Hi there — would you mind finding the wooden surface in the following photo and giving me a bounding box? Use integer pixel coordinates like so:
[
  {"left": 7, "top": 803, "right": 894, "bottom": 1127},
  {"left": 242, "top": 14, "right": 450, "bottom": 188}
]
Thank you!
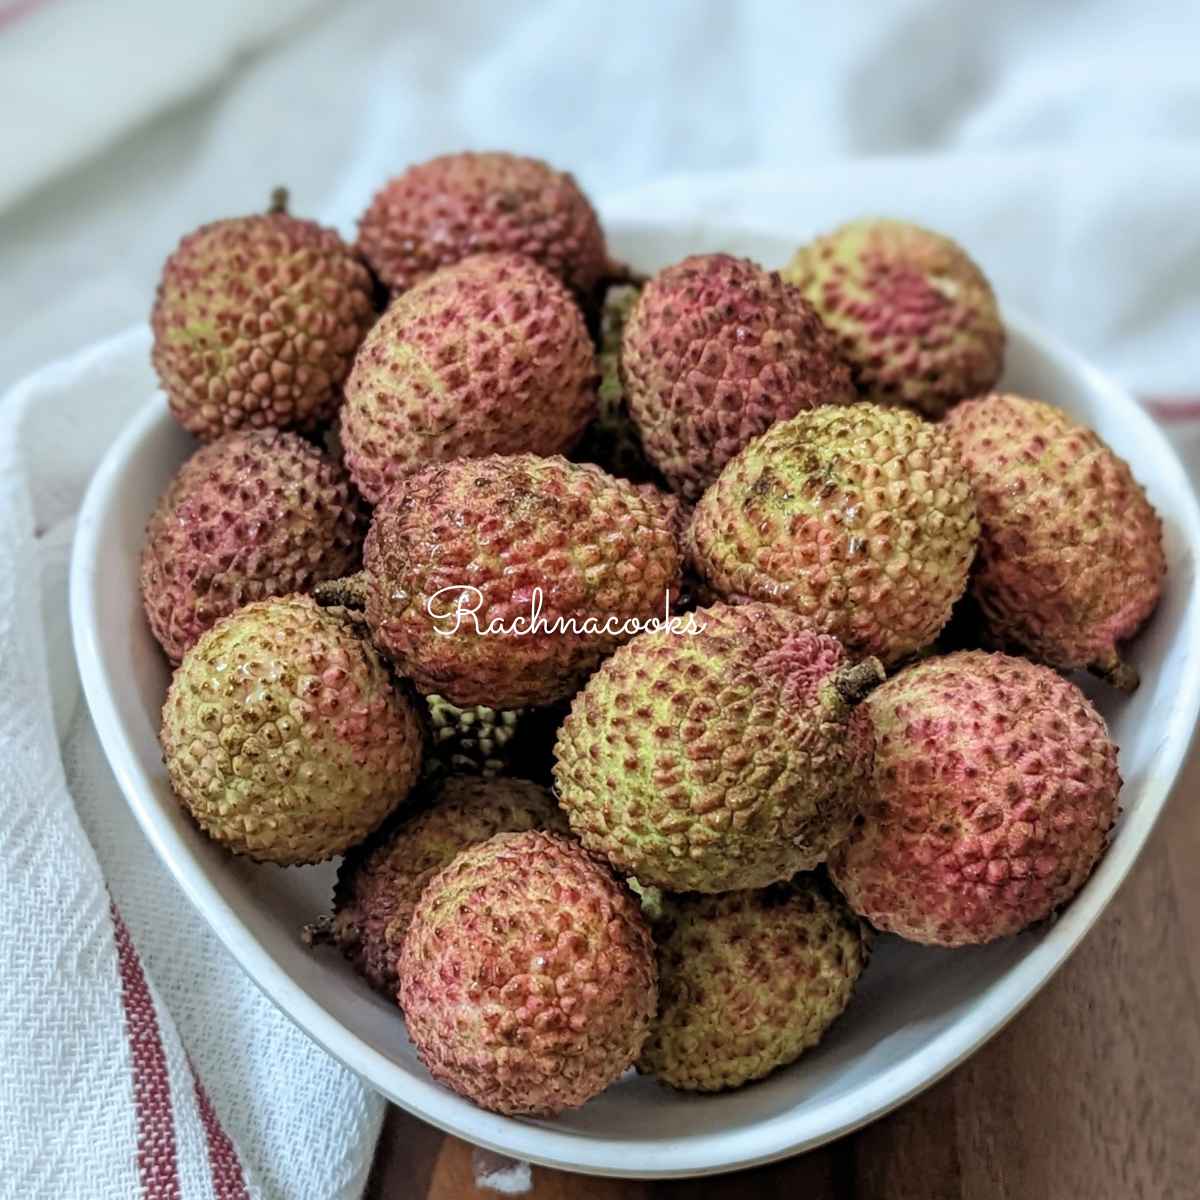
[{"left": 366, "top": 756, "right": 1200, "bottom": 1200}]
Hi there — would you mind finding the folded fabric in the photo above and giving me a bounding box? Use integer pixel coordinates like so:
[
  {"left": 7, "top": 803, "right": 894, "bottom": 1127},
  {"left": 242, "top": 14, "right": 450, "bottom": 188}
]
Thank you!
[{"left": 0, "top": 328, "right": 383, "bottom": 1200}]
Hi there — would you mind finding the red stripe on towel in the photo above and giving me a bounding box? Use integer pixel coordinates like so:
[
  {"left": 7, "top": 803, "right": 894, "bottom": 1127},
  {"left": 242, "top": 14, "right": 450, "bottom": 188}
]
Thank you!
[
  {"left": 193, "top": 1072, "right": 252, "bottom": 1200},
  {"left": 112, "top": 904, "right": 182, "bottom": 1200}
]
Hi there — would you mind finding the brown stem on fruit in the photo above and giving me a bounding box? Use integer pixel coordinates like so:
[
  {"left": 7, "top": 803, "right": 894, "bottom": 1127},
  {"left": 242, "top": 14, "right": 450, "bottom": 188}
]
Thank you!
[
  {"left": 268, "top": 186, "right": 289, "bottom": 215},
  {"left": 1089, "top": 651, "right": 1140, "bottom": 693},
  {"left": 832, "top": 657, "right": 886, "bottom": 706},
  {"left": 313, "top": 572, "right": 368, "bottom": 610},
  {"left": 600, "top": 258, "right": 647, "bottom": 289},
  {"left": 301, "top": 914, "right": 335, "bottom": 947}
]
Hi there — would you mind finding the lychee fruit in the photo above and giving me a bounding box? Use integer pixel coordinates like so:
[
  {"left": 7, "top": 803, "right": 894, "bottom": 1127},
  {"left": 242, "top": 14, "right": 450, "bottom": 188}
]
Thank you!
[
  {"left": 152, "top": 190, "right": 376, "bottom": 440},
  {"left": 315, "top": 454, "right": 684, "bottom": 709},
  {"left": 553, "top": 603, "right": 884, "bottom": 893},
  {"left": 782, "top": 217, "right": 1004, "bottom": 418},
  {"left": 944, "top": 392, "right": 1165, "bottom": 690},
  {"left": 398, "top": 830, "right": 657, "bottom": 1116},
  {"left": 339, "top": 253, "right": 597, "bottom": 502},
  {"left": 688, "top": 403, "right": 979, "bottom": 666},
  {"left": 571, "top": 283, "right": 660, "bottom": 484},
  {"left": 419, "top": 694, "right": 570, "bottom": 785},
  {"left": 356, "top": 151, "right": 609, "bottom": 298},
  {"left": 140, "top": 429, "right": 366, "bottom": 663},
  {"left": 320, "top": 776, "right": 567, "bottom": 996},
  {"left": 639, "top": 877, "right": 870, "bottom": 1092},
  {"left": 160, "top": 594, "right": 423, "bottom": 864},
  {"left": 828, "top": 651, "right": 1121, "bottom": 945},
  {"left": 621, "top": 254, "right": 856, "bottom": 499},
  {"left": 421, "top": 694, "right": 524, "bottom": 779}
]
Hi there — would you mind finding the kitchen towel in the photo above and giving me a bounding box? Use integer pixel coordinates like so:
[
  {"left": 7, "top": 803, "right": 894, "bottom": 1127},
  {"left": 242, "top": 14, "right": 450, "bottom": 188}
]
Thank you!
[{"left": 0, "top": 329, "right": 384, "bottom": 1200}]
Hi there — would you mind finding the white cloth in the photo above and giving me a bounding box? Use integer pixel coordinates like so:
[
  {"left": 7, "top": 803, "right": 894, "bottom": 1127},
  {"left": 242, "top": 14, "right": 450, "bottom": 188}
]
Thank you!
[
  {"left": 5, "top": 0, "right": 1200, "bottom": 393},
  {"left": 1, "top": 331, "right": 383, "bottom": 1200},
  {"left": 2, "top": 3, "right": 1200, "bottom": 1199}
]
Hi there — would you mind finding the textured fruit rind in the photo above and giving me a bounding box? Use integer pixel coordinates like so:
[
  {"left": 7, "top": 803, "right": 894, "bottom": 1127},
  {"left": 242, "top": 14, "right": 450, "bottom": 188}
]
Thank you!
[
  {"left": 944, "top": 393, "right": 1164, "bottom": 678},
  {"left": 160, "top": 595, "right": 423, "bottom": 864},
  {"left": 421, "top": 694, "right": 523, "bottom": 778},
  {"left": 828, "top": 651, "right": 1121, "bottom": 945},
  {"left": 398, "top": 831, "right": 657, "bottom": 1116},
  {"left": 152, "top": 211, "right": 376, "bottom": 440},
  {"left": 621, "top": 254, "right": 857, "bottom": 499},
  {"left": 341, "top": 253, "right": 597, "bottom": 502},
  {"left": 571, "top": 284, "right": 660, "bottom": 484},
  {"left": 783, "top": 218, "right": 1004, "bottom": 419},
  {"left": 688, "top": 403, "right": 978, "bottom": 665},
  {"left": 361, "top": 454, "right": 684, "bottom": 708},
  {"left": 140, "top": 429, "right": 366, "bottom": 663},
  {"left": 639, "top": 878, "right": 869, "bottom": 1091},
  {"left": 332, "top": 776, "right": 567, "bottom": 995},
  {"left": 356, "top": 151, "right": 608, "bottom": 297},
  {"left": 553, "top": 603, "right": 877, "bottom": 893}
]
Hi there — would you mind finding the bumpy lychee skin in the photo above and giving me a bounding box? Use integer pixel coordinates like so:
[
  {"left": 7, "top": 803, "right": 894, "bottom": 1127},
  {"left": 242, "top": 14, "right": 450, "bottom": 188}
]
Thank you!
[
  {"left": 327, "top": 777, "right": 567, "bottom": 995},
  {"left": 319, "top": 454, "right": 683, "bottom": 709},
  {"left": 688, "top": 404, "right": 978, "bottom": 666},
  {"left": 621, "top": 254, "right": 857, "bottom": 499},
  {"left": 160, "top": 595, "right": 423, "bottom": 865},
  {"left": 640, "top": 878, "right": 869, "bottom": 1092},
  {"left": 782, "top": 218, "right": 1004, "bottom": 419},
  {"left": 140, "top": 430, "right": 367, "bottom": 663},
  {"left": 572, "top": 284, "right": 660, "bottom": 484},
  {"left": 829, "top": 652, "right": 1120, "bottom": 946},
  {"left": 553, "top": 603, "right": 883, "bottom": 893},
  {"left": 340, "top": 254, "right": 597, "bottom": 502},
  {"left": 399, "top": 831, "right": 657, "bottom": 1116},
  {"left": 944, "top": 393, "right": 1164, "bottom": 691},
  {"left": 356, "top": 152, "right": 608, "bottom": 297},
  {"left": 421, "top": 695, "right": 524, "bottom": 778},
  {"left": 152, "top": 194, "right": 376, "bottom": 441},
  {"left": 419, "top": 695, "right": 569, "bottom": 785}
]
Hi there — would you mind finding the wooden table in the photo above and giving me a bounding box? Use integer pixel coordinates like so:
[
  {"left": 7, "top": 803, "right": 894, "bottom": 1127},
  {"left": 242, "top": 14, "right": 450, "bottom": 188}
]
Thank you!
[{"left": 367, "top": 754, "right": 1200, "bottom": 1199}]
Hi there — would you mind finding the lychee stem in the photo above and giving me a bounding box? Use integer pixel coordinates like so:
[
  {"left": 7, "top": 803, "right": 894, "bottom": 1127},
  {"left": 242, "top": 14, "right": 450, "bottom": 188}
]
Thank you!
[
  {"left": 313, "top": 572, "right": 368, "bottom": 610},
  {"left": 268, "top": 187, "right": 289, "bottom": 215},
  {"left": 300, "top": 914, "right": 335, "bottom": 947},
  {"left": 1088, "top": 651, "right": 1140, "bottom": 693},
  {"left": 600, "top": 258, "right": 647, "bottom": 289},
  {"left": 832, "top": 657, "right": 886, "bottom": 706}
]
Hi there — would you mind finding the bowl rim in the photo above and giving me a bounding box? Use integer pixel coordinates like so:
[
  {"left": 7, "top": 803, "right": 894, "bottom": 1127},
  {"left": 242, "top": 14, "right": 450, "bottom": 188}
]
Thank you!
[{"left": 69, "top": 237, "right": 1200, "bottom": 1180}]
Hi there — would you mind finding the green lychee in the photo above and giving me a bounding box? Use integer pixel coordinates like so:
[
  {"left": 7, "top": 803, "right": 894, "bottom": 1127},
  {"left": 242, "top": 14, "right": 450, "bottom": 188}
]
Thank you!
[
  {"left": 621, "top": 254, "right": 856, "bottom": 499},
  {"left": 418, "top": 694, "right": 570, "bottom": 785},
  {"left": 340, "top": 253, "right": 597, "bottom": 502},
  {"left": 829, "top": 651, "right": 1121, "bottom": 946},
  {"left": 553, "top": 603, "right": 883, "bottom": 893},
  {"left": 151, "top": 191, "right": 376, "bottom": 440},
  {"left": 688, "top": 403, "right": 979, "bottom": 666},
  {"left": 141, "top": 429, "right": 366, "bottom": 663},
  {"left": 782, "top": 217, "right": 1004, "bottom": 418},
  {"left": 944, "top": 392, "right": 1165, "bottom": 690},
  {"left": 421, "top": 695, "right": 523, "bottom": 778},
  {"left": 639, "top": 877, "right": 869, "bottom": 1091},
  {"left": 398, "top": 830, "right": 657, "bottom": 1116},
  {"left": 160, "top": 595, "right": 423, "bottom": 864}
]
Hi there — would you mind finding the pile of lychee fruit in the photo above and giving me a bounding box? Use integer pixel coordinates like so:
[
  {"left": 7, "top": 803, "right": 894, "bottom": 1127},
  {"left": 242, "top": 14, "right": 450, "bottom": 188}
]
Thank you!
[{"left": 141, "top": 151, "right": 1166, "bottom": 1116}]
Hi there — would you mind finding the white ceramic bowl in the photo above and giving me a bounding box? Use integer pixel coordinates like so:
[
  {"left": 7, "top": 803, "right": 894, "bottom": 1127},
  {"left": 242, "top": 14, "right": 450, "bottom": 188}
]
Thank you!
[{"left": 71, "top": 221, "right": 1200, "bottom": 1179}]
